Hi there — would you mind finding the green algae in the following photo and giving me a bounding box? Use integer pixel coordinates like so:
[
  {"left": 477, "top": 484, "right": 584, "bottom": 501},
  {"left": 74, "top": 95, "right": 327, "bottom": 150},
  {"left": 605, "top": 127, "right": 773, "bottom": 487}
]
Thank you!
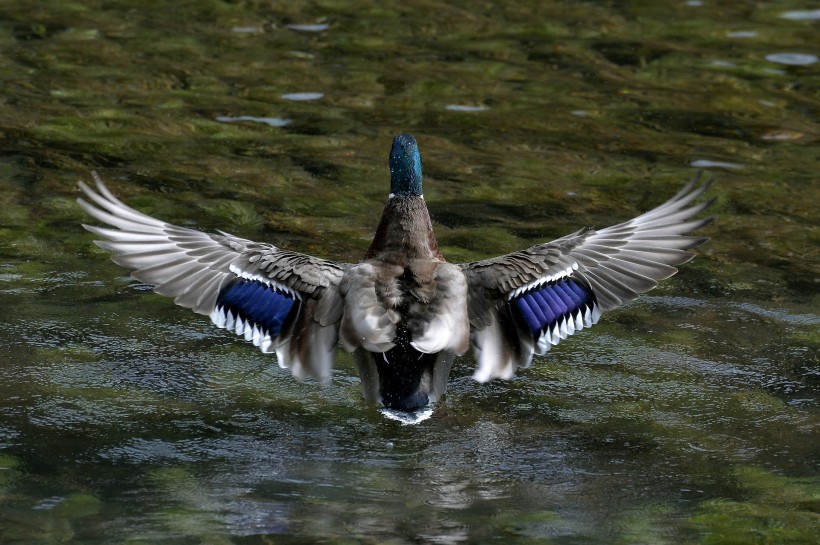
[
  {"left": 141, "top": 467, "right": 234, "bottom": 545},
  {"left": 685, "top": 467, "right": 819, "bottom": 545},
  {"left": 0, "top": 454, "right": 22, "bottom": 499}
]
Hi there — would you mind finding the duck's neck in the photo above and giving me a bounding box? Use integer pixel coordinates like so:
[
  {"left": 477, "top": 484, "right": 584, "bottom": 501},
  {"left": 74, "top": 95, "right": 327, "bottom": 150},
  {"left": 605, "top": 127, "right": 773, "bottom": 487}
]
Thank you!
[{"left": 365, "top": 195, "right": 443, "bottom": 263}]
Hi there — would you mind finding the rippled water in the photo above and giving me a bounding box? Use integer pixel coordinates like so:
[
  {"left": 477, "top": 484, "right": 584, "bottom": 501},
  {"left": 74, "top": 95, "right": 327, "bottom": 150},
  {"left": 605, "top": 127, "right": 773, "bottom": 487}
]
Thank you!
[{"left": 0, "top": 1, "right": 817, "bottom": 544}]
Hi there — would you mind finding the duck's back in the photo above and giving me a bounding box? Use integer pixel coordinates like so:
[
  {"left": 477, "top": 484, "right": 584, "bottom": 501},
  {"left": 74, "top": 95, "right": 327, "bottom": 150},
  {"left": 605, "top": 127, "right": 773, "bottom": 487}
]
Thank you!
[{"left": 338, "top": 194, "right": 469, "bottom": 410}]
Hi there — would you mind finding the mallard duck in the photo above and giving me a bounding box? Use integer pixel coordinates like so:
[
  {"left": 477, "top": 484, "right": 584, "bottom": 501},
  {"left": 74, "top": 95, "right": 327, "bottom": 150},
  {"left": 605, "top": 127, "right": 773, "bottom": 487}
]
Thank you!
[{"left": 78, "top": 134, "right": 713, "bottom": 412}]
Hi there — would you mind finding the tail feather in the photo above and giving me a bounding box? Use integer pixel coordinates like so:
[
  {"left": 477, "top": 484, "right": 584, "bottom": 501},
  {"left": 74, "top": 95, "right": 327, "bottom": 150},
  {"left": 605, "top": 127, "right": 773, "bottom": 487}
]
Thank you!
[{"left": 373, "top": 344, "right": 437, "bottom": 411}]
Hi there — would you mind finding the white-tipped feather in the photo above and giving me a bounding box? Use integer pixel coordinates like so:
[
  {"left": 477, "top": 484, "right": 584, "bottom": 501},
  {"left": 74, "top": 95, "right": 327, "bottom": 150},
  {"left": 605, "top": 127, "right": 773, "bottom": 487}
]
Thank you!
[
  {"left": 591, "top": 304, "right": 602, "bottom": 324},
  {"left": 210, "top": 306, "right": 227, "bottom": 328},
  {"left": 471, "top": 316, "right": 515, "bottom": 382},
  {"left": 565, "top": 313, "right": 576, "bottom": 333},
  {"left": 228, "top": 263, "right": 301, "bottom": 300},
  {"left": 507, "top": 262, "right": 580, "bottom": 300},
  {"left": 224, "top": 309, "right": 236, "bottom": 330},
  {"left": 274, "top": 345, "right": 290, "bottom": 370},
  {"left": 536, "top": 334, "right": 550, "bottom": 355},
  {"left": 550, "top": 324, "right": 561, "bottom": 345}
]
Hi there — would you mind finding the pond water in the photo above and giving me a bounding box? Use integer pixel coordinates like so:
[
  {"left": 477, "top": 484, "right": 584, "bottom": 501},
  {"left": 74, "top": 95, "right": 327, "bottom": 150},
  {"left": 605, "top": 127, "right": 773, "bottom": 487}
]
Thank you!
[{"left": 0, "top": 1, "right": 818, "bottom": 544}]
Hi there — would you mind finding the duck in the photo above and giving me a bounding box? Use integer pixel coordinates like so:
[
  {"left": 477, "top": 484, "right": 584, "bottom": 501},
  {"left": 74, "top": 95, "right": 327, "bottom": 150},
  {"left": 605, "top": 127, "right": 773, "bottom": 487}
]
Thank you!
[{"left": 78, "top": 134, "right": 714, "bottom": 412}]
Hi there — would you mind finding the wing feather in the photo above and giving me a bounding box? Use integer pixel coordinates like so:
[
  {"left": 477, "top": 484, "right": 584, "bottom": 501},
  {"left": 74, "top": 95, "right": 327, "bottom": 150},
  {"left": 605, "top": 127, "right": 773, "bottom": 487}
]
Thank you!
[
  {"left": 461, "top": 173, "right": 714, "bottom": 381},
  {"left": 78, "top": 172, "right": 350, "bottom": 380}
]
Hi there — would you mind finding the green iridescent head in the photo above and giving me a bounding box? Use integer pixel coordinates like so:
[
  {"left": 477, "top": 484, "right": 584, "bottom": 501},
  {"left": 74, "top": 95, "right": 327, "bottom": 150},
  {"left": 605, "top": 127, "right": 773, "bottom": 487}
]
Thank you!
[{"left": 389, "top": 134, "right": 423, "bottom": 197}]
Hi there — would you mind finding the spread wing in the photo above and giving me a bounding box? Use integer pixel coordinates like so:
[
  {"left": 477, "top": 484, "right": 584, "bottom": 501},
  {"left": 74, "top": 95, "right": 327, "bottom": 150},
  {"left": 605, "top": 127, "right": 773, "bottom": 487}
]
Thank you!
[
  {"left": 78, "top": 172, "right": 350, "bottom": 381},
  {"left": 460, "top": 173, "right": 714, "bottom": 382}
]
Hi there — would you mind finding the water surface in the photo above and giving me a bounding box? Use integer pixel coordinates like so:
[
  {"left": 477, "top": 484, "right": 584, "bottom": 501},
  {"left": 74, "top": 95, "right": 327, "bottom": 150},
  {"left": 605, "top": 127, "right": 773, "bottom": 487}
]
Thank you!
[{"left": 0, "top": 1, "right": 817, "bottom": 544}]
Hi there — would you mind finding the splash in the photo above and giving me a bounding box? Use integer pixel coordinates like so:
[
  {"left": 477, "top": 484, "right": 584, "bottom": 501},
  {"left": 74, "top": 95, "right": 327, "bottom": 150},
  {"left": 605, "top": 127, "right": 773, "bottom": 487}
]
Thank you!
[{"left": 380, "top": 406, "right": 434, "bottom": 425}]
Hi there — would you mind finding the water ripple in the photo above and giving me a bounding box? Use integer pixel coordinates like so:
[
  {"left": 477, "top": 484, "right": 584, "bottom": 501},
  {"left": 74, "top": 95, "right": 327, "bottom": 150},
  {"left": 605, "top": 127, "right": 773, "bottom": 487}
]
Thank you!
[
  {"left": 280, "top": 92, "right": 324, "bottom": 101},
  {"left": 734, "top": 303, "right": 820, "bottom": 326},
  {"left": 780, "top": 9, "right": 820, "bottom": 20},
  {"left": 215, "top": 115, "right": 292, "bottom": 127},
  {"left": 726, "top": 31, "right": 758, "bottom": 38},
  {"left": 380, "top": 407, "right": 434, "bottom": 425},
  {"left": 287, "top": 24, "right": 329, "bottom": 32},
  {"left": 690, "top": 159, "right": 744, "bottom": 169},
  {"left": 445, "top": 104, "right": 488, "bottom": 112},
  {"left": 765, "top": 53, "right": 818, "bottom": 66}
]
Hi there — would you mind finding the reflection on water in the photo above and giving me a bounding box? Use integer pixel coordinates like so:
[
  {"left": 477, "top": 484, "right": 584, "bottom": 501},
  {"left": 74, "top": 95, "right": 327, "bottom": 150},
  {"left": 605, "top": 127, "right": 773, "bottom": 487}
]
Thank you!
[
  {"left": 0, "top": 0, "right": 817, "bottom": 543},
  {"left": 780, "top": 9, "right": 820, "bottom": 20},
  {"left": 445, "top": 104, "right": 489, "bottom": 112},
  {"left": 765, "top": 52, "right": 818, "bottom": 66},
  {"left": 689, "top": 159, "right": 744, "bottom": 169},
  {"left": 286, "top": 24, "right": 330, "bottom": 33},
  {"left": 280, "top": 92, "right": 324, "bottom": 101}
]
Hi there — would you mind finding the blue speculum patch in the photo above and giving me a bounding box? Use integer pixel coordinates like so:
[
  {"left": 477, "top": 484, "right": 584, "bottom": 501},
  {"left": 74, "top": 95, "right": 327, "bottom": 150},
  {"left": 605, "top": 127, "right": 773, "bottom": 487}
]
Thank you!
[
  {"left": 216, "top": 279, "right": 297, "bottom": 337},
  {"left": 512, "top": 277, "right": 595, "bottom": 338}
]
